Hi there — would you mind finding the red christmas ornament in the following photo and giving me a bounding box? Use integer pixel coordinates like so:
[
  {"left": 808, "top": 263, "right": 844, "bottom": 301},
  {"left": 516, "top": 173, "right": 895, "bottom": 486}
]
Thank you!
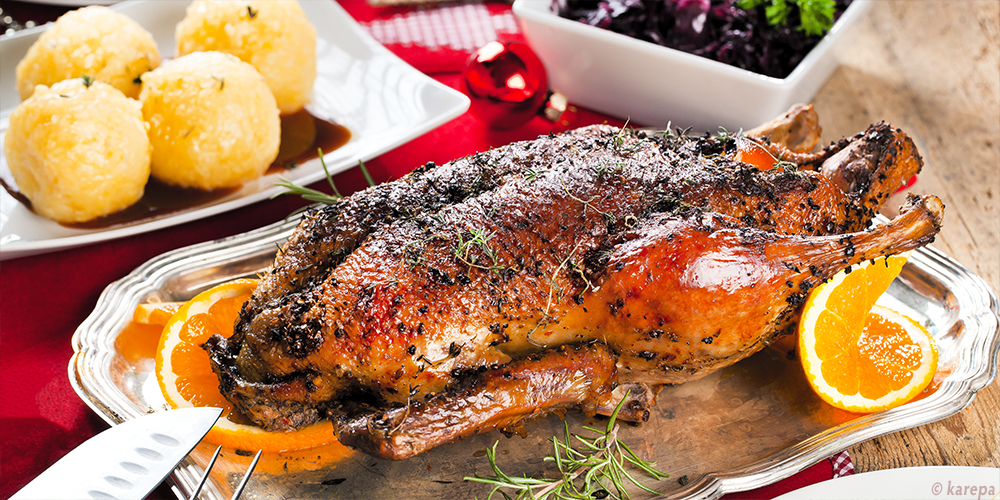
[{"left": 462, "top": 40, "right": 550, "bottom": 129}]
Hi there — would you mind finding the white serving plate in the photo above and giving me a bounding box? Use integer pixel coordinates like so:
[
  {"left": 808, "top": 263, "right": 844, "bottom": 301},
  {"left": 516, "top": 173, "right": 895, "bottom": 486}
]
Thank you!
[
  {"left": 0, "top": 0, "right": 469, "bottom": 261},
  {"left": 512, "top": 0, "right": 872, "bottom": 132},
  {"left": 775, "top": 466, "right": 1000, "bottom": 500}
]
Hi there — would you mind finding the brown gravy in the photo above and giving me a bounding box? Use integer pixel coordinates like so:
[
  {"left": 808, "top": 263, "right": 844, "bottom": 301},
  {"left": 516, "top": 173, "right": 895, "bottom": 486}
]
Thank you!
[
  {"left": 269, "top": 108, "right": 351, "bottom": 172},
  {"left": 1, "top": 110, "right": 350, "bottom": 229},
  {"left": 66, "top": 181, "right": 242, "bottom": 229}
]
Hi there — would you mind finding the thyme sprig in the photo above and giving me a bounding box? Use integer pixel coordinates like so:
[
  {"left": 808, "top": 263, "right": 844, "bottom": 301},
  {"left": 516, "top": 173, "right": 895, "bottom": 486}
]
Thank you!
[
  {"left": 715, "top": 126, "right": 738, "bottom": 143},
  {"left": 523, "top": 167, "right": 549, "bottom": 182},
  {"left": 454, "top": 227, "right": 511, "bottom": 275},
  {"left": 661, "top": 123, "right": 693, "bottom": 141},
  {"left": 465, "top": 394, "right": 668, "bottom": 500},
  {"left": 592, "top": 160, "right": 624, "bottom": 179},
  {"left": 522, "top": 242, "right": 583, "bottom": 348},
  {"left": 560, "top": 177, "right": 617, "bottom": 228},
  {"left": 610, "top": 119, "right": 642, "bottom": 154},
  {"left": 734, "top": 134, "right": 801, "bottom": 173}
]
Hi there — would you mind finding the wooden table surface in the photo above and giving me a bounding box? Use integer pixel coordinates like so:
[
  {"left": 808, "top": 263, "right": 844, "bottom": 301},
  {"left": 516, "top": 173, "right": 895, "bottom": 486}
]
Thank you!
[
  {"left": 0, "top": 0, "right": 996, "bottom": 483},
  {"left": 814, "top": 0, "right": 999, "bottom": 471}
]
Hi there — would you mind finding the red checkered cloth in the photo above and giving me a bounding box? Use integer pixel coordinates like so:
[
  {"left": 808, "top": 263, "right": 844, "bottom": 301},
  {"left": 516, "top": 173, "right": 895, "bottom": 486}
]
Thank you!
[
  {"left": 347, "top": 0, "right": 523, "bottom": 74},
  {"left": 831, "top": 450, "right": 857, "bottom": 478}
]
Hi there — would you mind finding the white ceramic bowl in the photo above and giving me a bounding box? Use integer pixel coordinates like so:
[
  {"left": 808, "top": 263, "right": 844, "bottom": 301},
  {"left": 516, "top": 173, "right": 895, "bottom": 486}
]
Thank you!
[{"left": 512, "top": 0, "right": 872, "bottom": 132}]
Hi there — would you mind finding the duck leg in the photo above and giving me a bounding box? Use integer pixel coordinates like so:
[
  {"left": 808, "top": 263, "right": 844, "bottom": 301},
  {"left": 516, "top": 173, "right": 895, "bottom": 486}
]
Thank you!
[
  {"left": 745, "top": 103, "right": 821, "bottom": 153},
  {"left": 334, "top": 343, "right": 632, "bottom": 460},
  {"left": 575, "top": 194, "right": 945, "bottom": 386},
  {"left": 712, "top": 121, "right": 924, "bottom": 234}
]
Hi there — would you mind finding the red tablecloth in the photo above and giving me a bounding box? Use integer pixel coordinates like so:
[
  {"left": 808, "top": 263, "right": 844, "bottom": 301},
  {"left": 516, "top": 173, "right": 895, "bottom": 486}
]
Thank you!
[{"left": 0, "top": 1, "right": 849, "bottom": 498}]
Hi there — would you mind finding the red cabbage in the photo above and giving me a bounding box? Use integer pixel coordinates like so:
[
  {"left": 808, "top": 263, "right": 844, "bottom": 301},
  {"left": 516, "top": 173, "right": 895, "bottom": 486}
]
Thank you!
[{"left": 557, "top": 0, "right": 852, "bottom": 79}]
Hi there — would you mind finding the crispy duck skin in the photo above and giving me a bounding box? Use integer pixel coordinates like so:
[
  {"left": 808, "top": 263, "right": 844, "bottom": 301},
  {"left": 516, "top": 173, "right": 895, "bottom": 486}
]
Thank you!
[
  {"left": 206, "top": 116, "right": 938, "bottom": 453},
  {"left": 335, "top": 194, "right": 943, "bottom": 459},
  {"left": 249, "top": 117, "right": 916, "bottom": 315},
  {"left": 236, "top": 121, "right": 920, "bottom": 371}
]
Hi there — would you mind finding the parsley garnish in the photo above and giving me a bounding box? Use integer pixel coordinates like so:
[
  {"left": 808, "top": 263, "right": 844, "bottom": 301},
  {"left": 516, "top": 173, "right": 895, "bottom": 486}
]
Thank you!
[{"left": 738, "top": 0, "right": 836, "bottom": 37}]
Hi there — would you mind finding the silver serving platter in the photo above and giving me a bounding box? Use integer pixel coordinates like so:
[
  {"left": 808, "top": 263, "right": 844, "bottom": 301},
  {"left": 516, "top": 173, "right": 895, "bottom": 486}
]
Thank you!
[{"left": 72, "top": 213, "right": 1000, "bottom": 499}]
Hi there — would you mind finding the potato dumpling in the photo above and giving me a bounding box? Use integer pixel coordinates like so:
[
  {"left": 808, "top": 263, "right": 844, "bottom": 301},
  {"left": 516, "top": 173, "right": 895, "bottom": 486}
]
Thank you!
[
  {"left": 2, "top": 79, "right": 151, "bottom": 224},
  {"left": 15, "top": 6, "right": 160, "bottom": 100},
  {"left": 176, "top": 0, "right": 316, "bottom": 114},
  {"left": 139, "top": 51, "right": 280, "bottom": 190}
]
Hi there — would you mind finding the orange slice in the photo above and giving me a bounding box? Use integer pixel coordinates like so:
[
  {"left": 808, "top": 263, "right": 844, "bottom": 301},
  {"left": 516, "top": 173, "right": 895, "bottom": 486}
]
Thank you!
[
  {"left": 154, "top": 278, "right": 337, "bottom": 453},
  {"left": 798, "top": 253, "right": 939, "bottom": 413},
  {"left": 132, "top": 301, "right": 183, "bottom": 325},
  {"left": 735, "top": 136, "right": 779, "bottom": 170}
]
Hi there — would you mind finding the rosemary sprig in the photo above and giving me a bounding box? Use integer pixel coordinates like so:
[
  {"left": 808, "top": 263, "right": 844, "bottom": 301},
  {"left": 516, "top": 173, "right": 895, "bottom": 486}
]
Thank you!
[
  {"left": 465, "top": 394, "right": 668, "bottom": 500},
  {"left": 272, "top": 151, "right": 375, "bottom": 205},
  {"left": 360, "top": 158, "right": 377, "bottom": 188}
]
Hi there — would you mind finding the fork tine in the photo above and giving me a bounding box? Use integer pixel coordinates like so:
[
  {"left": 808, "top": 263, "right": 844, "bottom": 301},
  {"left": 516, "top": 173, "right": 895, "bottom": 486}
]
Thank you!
[
  {"left": 229, "top": 450, "right": 262, "bottom": 500},
  {"left": 188, "top": 445, "right": 222, "bottom": 500}
]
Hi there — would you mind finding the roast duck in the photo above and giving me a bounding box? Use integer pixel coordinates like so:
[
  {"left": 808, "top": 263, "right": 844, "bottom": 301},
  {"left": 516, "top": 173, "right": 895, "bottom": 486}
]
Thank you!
[{"left": 205, "top": 106, "right": 944, "bottom": 459}]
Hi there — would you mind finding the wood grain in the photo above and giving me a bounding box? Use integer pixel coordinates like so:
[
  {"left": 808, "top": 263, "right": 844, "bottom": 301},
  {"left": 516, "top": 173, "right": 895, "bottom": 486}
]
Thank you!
[
  {"left": 814, "top": 0, "right": 1000, "bottom": 471},
  {"left": 0, "top": 0, "right": 994, "bottom": 484}
]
